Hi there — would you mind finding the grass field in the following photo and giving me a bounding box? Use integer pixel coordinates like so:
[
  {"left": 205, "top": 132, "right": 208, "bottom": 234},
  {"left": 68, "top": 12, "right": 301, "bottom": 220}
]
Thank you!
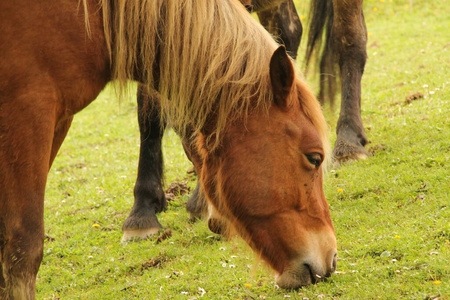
[{"left": 39, "top": 1, "right": 449, "bottom": 299}]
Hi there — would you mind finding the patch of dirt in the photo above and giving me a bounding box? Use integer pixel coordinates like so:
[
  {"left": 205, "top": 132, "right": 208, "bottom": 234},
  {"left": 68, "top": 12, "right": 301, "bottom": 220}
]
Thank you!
[
  {"left": 415, "top": 194, "right": 426, "bottom": 201},
  {"left": 368, "top": 144, "right": 386, "bottom": 156},
  {"left": 141, "top": 254, "right": 170, "bottom": 270},
  {"left": 44, "top": 234, "right": 55, "bottom": 242},
  {"left": 165, "top": 193, "right": 176, "bottom": 201},
  {"left": 120, "top": 283, "right": 136, "bottom": 292},
  {"left": 391, "top": 91, "right": 425, "bottom": 106},
  {"left": 392, "top": 82, "right": 407, "bottom": 88},
  {"left": 416, "top": 182, "right": 428, "bottom": 193},
  {"left": 155, "top": 228, "right": 172, "bottom": 244},
  {"left": 405, "top": 92, "right": 424, "bottom": 104},
  {"left": 128, "top": 253, "right": 172, "bottom": 274},
  {"left": 165, "top": 181, "right": 190, "bottom": 201}
]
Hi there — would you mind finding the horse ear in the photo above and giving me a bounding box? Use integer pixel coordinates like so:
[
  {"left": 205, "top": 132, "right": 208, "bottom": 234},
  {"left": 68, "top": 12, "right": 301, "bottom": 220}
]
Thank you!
[{"left": 270, "top": 45, "right": 295, "bottom": 108}]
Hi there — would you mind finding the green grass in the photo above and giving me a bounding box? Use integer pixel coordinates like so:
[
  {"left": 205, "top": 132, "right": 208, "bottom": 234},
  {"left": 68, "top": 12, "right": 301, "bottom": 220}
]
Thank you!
[{"left": 39, "top": 1, "right": 449, "bottom": 299}]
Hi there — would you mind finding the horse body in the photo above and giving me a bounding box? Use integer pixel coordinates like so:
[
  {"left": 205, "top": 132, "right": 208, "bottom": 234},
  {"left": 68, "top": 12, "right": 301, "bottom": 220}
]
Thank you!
[{"left": 1, "top": 0, "right": 336, "bottom": 298}]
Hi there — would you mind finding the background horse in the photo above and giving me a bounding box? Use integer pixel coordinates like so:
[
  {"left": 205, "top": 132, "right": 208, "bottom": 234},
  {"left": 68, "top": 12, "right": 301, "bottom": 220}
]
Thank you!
[
  {"left": 123, "top": 0, "right": 367, "bottom": 242},
  {"left": 0, "top": 0, "right": 337, "bottom": 298}
]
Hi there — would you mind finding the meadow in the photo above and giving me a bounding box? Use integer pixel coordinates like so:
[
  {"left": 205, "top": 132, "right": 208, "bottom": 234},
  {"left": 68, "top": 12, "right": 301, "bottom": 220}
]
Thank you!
[{"left": 39, "top": 0, "right": 449, "bottom": 299}]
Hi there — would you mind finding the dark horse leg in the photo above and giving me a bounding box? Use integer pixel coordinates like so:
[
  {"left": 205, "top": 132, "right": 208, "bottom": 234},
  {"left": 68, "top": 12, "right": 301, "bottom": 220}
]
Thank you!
[
  {"left": 122, "top": 86, "right": 166, "bottom": 241},
  {"left": 122, "top": 86, "right": 227, "bottom": 234},
  {"left": 332, "top": 0, "right": 368, "bottom": 163},
  {"left": 306, "top": 0, "right": 368, "bottom": 163},
  {"left": 122, "top": 85, "right": 209, "bottom": 241}
]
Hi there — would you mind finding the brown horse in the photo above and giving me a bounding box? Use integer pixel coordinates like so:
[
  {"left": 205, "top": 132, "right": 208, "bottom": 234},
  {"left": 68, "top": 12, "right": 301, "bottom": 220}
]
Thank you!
[
  {"left": 122, "top": 0, "right": 305, "bottom": 241},
  {"left": 0, "top": 0, "right": 336, "bottom": 298},
  {"left": 123, "top": 0, "right": 367, "bottom": 242}
]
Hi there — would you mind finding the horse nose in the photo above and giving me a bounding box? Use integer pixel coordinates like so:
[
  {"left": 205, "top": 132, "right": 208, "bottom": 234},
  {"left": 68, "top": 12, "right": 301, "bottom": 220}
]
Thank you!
[
  {"left": 307, "top": 248, "right": 337, "bottom": 282},
  {"left": 275, "top": 248, "right": 338, "bottom": 289},
  {"left": 310, "top": 248, "right": 338, "bottom": 281}
]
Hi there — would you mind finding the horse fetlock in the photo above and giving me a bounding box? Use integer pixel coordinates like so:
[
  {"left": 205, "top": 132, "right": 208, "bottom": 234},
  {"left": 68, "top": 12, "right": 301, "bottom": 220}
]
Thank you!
[
  {"left": 133, "top": 183, "right": 166, "bottom": 213},
  {"left": 1, "top": 244, "right": 41, "bottom": 300}
]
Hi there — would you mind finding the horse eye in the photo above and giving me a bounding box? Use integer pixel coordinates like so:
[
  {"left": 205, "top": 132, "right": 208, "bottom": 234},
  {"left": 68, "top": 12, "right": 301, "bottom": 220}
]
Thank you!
[{"left": 306, "top": 153, "right": 323, "bottom": 168}]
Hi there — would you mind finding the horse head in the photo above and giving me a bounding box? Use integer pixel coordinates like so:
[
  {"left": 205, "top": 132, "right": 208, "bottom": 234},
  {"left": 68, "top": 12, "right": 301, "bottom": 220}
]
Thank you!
[{"left": 192, "top": 46, "right": 337, "bottom": 288}]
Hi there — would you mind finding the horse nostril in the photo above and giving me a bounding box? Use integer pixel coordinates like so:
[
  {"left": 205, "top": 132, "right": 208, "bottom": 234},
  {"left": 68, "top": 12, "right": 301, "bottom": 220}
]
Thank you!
[{"left": 326, "top": 251, "right": 338, "bottom": 277}]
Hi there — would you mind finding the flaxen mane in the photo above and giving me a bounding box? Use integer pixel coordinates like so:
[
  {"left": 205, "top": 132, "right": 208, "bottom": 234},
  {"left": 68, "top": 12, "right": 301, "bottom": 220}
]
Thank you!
[{"left": 91, "top": 0, "right": 328, "bottom": 152}]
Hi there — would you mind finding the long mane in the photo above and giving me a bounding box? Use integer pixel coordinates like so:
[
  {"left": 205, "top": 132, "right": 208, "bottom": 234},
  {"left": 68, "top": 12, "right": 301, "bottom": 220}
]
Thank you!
[
  {"left": 99, "top": 0, "right": 277, "bottom": 145},
  {"left": 94, "top": 0, "right": 328, "bottom": 155}
]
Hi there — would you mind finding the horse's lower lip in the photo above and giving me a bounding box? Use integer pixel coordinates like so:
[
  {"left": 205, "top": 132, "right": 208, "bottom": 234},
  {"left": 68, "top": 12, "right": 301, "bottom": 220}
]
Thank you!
[{"left": 275, "top": 264, "right": 313, "bottom": 289}]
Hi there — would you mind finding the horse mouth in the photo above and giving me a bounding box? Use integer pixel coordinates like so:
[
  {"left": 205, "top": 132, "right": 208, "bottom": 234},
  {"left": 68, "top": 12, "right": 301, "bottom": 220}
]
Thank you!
[
  {"left": 276, "top": 259, "right": 334, "bottom": 289},
  {"left": 275, "top": 264, "right": 314, "bottom": 289},
  {"left": 304, "top": 263, "right": 320, "bottom": 284}
]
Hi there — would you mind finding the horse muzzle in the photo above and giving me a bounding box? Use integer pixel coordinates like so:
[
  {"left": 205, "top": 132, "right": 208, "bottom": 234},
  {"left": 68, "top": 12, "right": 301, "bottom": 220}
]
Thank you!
[{"left": 275, "top": 247, "right": 337, "bottom": 289}]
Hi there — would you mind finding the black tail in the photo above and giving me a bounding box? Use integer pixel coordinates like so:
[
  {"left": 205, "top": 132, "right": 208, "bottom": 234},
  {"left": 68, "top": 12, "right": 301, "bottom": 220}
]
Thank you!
[{"left": 305, "top": 0, "right": 337, "bottom": 107}]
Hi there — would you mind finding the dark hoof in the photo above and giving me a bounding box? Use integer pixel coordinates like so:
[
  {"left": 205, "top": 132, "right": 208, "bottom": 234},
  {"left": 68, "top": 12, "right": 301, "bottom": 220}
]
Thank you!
[
  {"left": 122, "top": 211, "right": 163, "bottom": 242},
  {"left": 207, "top": 218, "right": 227, "bottom": 235},
  {"left": 332, "top": 138, "right": 369, "bottom": 166}
]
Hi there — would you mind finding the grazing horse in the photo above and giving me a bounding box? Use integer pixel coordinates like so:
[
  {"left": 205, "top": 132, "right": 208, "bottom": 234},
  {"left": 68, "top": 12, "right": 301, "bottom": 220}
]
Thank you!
[
  {"left": 122, "top": 0, "right": 305, "bottom": 240},
  {"left": 124, "top": 0, "right": 367, "bottom": 241},
  {"left": 0, "top": 0, "right": 337, "bottom": 297}
]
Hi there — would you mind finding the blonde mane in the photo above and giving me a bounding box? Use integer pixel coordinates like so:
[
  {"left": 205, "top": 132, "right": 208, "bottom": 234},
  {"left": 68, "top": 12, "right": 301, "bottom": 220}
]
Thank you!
[
  {"left": 93, "top": 0, "right": 328, "bottom": 153},
  {"left": 98, "top": 0, "right": 277, "bottom": 146}
]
